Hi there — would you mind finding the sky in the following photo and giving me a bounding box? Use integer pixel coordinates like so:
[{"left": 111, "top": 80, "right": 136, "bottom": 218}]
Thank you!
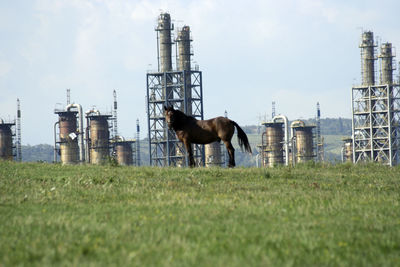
[{"left": 1, "top": 0, "right": 400, "bottom": 145}]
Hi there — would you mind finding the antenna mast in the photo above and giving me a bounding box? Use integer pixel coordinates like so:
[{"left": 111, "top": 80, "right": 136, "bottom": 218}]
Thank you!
[
  {"left": 113, "top": 90, "right": 118, "bottom": 140},
  {"left": 66, "top": 89, "right": 71, "bottom": 105},
  {"left": 316, "top": 102, "right": 324, "bottom": 161},
  {"left": 272, "top": 101, "right": 276, "bottom": 118},
  {"left": 16, "top": 98, "right": 22, "bottom": 162},
  {"left": 136, "top": 119, "right": 141, "bottom": 166}
]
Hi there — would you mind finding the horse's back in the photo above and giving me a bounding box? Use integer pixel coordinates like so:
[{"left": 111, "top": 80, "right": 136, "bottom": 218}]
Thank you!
[{"left": 208, "top": 117, "right": 235, "bottom": 140}]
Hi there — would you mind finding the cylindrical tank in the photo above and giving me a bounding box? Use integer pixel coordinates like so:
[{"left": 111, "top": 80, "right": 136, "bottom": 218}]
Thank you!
[
  {"left": 360, "top": 31, "right": 376, "bottom": 86},
  {"left": 342, "top": 137, "right": 353, "bottom": 163},
  {"left": 205, "top": 141, "right": 223, "bottom": 167},
  {"left": 88, "top": 115, "right": 111, "bottom": 164},
  {"left": 56, "top": 111, "right": 79, "bottom": 165},
  {"left": 115, "top": 141, "right": 134, "bottom": 166},
  {"left": 293, "top": 126, "right": 315, "bottom": 163},
  {"left": 0, "top": 122, "right": 14, "bottom": 161},
  {"left": 263, "top": 122, "right": 284, "bottom": 167},
  {"left": 157, "top": 13, "right": 173, "bottom": 72},
  {"left": 379, "top": 42, "right": 394, "bottom": 85}
]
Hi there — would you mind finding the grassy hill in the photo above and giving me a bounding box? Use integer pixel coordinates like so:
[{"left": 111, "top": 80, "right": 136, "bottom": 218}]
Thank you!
[{"left": 1, "top": 161, "right": 399, "bottom": 266}]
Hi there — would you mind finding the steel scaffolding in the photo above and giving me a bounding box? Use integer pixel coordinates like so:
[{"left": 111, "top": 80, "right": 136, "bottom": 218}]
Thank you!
[
  {"left": 351, "top": 84, "right": 400, "bottom": 165},
  {"left": 146, "top": 70, "right": 204, "bottom": 167}
]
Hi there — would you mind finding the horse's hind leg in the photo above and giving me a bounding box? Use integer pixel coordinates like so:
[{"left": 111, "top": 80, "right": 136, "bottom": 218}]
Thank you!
[
  {"left": 183, "top": 139, "right": 195, "bottom": 167},
  {"left": 224, "top": 140, "right": 235, "bottom": 168}
]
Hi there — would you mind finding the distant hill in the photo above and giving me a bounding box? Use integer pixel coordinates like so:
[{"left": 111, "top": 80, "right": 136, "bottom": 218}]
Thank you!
[
  {"left": 20, "top": 118, "right": 352, "bottom": 165},
  {"left": 22, "top": 144, "right": 54, "bottom": 162}
]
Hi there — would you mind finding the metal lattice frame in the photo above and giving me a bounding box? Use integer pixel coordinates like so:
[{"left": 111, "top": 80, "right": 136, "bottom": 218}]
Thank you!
[
  {"left": 351, "top": 84, "right": 400, "bottom": 165},
  {"left": 147, "top": 70, "right": 204, "bottom": 167}
]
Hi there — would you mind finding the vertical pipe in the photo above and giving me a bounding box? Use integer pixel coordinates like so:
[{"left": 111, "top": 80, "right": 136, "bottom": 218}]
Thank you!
[
  {"left": 136, "top": 119, "right": 141, "bottom": 166},
  {"left": 16, "top": 98, "right": 21, "bottom": 162},
  {"left": 66, "top": 104, "right": 85, "bottom": 163},
  {"left": 272, "top": 115, "right": 289, "bottom": 166},
  {"left": 53, "top": 121, "right": 59, "bottom": 163}
]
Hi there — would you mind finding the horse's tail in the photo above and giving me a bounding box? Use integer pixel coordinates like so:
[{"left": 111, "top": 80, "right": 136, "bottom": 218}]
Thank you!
[{"left": 232, "top": 121, "right": 252, "bottom": 154}]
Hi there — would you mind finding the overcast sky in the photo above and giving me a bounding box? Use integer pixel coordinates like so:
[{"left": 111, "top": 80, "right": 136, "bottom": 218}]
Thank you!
[{"left": 1, "top": 0, "right": 400, "bottom": 145}]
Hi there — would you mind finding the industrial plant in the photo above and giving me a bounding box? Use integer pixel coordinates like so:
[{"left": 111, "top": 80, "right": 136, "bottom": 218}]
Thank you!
[
  {"left": 3, "top": 15, "right": 400, "bottom": 169},
  {"left": 146, "top": 13, "right": 224, "bottom": 167},
  {"left": 258, "top": 103, "right": 323, "bottom": 167},
  {"left": 0, "top": 99, "right": 22, "bottom": 162},
  {"left": 351, "top": 31, "right": 400, "bottom": 166},
  {"left": 53, "top": 90, "right": 139, "bottom": 166}
]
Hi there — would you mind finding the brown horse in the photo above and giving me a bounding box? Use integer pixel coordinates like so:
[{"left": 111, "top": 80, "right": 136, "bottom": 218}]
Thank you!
[{"left": 164, "top": 106, "right": 252, "bottom": 167}]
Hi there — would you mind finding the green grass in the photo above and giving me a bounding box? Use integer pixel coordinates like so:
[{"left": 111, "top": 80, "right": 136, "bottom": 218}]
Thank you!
[{"left": 1, "top": 161, "right": 400, "bottom": 266}]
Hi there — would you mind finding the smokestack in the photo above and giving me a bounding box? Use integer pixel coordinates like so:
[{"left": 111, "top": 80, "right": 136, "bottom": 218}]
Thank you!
[
  {"left": 360, "top": 31, "right": 376, "bottom": 86},
  {"left": 157, "top": 13, "right": 173, "bottom": 72},
  {"left": 379, "top": 42, "right": 394, "bottom": 85}
]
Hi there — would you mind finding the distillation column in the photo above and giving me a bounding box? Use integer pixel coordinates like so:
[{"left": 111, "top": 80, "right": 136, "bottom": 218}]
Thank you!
[
  {"left": 55, "top": 111, "right": 79, "bottom": 164},
  {"left": 157, "top": 13, "right": 175, "bottom": 166},
  {"left": 87, "top": 114, "right": 111, "bottom": 164},
  {"left": 115, "top": 140, "right": 135, "bottom": 166},
  {"left": 158, "top": 13, "right": 173, "bottom": 72},
  {"left": 360, "top": 31, "right": 376, "bottom": 86},
  {"left": 378, "top": 42, "right": 397, "bottom": 164},
  {"left": 262, "top": 122, "right": 284, "bottom": 167},
  {"left": 292, "top": 124, "right": 315, "bottom": 163},
  {"left": 0, "top": 121, "right": 14, "bottom": 161},
  {"left": 352, "top": 31, "right": 376, "bottom": 163},
  {"left": 176, "top": 25, "right": 192, "bottom": 114}
]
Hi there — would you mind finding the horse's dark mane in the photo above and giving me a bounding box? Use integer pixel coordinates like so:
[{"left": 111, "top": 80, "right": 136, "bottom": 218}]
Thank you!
[{"left": 170, "top": 108, "right": 197, "bottom": 130}]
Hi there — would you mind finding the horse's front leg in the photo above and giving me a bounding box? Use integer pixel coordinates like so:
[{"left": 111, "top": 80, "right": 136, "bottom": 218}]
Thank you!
[{"left": 183, "top": 139, "right": 195, "bottom": 167}]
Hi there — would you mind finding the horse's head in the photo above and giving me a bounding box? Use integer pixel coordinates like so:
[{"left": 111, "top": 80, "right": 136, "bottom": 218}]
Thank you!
[{"left": 164, "top": 106, "right": 177, "bottom": 129}]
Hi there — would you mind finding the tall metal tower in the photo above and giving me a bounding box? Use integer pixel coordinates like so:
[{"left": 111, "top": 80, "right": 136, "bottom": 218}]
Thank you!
[
  {"left": 136, "top": 119, "right": 141, "bottom": 166},
  {"left": 113, "top": 90, "right": 118, "bottom": 140},
  {"left": 147, "top": 13, "right": 204, "bottom": 167},
  {"left": 351, "top": 31, "right": 400, "bottom": 166},
  {"left": 272, "top": 101, "right": 276, "bottom": 118},
  {"left": 66, "top": 89, "right": 71, "bottom": 105},
  {"left": 16, "top": 98, "right": 21, "bottom": 162},
  {"left": 316, "top": 102, "right": 324, "bottom": 162}
]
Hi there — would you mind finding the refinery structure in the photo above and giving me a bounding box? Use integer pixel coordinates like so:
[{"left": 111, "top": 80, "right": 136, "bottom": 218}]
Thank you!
[
  {"left": 146, "top": 13, "right": 207, "bottom": 167},
  {"left": 3, "top": 17, "right": 400, "bottom": 168},
  {"left": 53, "top": 90, "right": 139, "bottom": 166},
  {"left": 0, "top": 99, "right": 22, "bottom": 162},
  {"left": 258, "top": 114, "right": 319, "bottom": 167},
  {"left": 351, "top": 31, "right": 400, "bottom": 166}
]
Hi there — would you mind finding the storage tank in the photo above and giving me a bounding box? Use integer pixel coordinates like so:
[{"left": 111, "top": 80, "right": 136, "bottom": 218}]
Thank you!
[
  {"left": 262, "top": 122, "right": 284, "bottom": 167},
  {"left": 114, "top": 140, "right": 135, "bottom": 166},
  {"left": 342, "top": 137, "right": 353, "bottom": 163},
  {"left": 205, "top": 141, "right": 223, "bottom": 167},
  {"left": 0, "top": 121, "right": 14, "bottom": 161},
  {"left": 55, "top": 111, "right": 79, "bottom": 164},
  {"left": 292, "top": 124, "right": 315, "bottom": 163},
  {"left": 87, "top": 114, "right": 111, "bottom": 164}
]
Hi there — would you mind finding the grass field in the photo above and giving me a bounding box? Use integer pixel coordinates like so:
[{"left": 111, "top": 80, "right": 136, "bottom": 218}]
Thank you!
[{"left": 1, "top": 161, "right": 400, "bottom": 266}]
